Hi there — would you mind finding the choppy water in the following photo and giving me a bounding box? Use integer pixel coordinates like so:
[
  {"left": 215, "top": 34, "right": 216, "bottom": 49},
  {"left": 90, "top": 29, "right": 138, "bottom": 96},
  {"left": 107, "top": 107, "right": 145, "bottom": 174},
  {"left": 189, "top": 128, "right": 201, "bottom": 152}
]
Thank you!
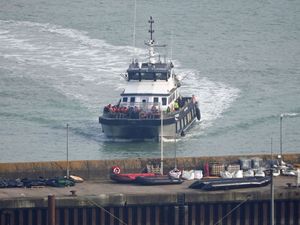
[{"left": 0, "top": 0, "right": 299, "bottom": 162}]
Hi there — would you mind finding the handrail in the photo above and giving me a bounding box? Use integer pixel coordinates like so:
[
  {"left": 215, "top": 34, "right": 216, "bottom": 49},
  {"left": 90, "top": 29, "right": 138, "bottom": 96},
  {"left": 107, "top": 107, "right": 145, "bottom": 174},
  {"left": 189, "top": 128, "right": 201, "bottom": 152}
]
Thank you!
[{"left": 102, "top": 97, "right": 194, "bottom": 120}]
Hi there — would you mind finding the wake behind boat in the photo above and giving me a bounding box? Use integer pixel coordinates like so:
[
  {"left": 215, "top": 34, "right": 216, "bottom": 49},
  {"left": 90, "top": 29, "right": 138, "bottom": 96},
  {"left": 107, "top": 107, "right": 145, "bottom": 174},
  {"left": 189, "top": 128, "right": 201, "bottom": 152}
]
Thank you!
[{"left": 99, "top": 17, "right": 201, "bottom": 140}]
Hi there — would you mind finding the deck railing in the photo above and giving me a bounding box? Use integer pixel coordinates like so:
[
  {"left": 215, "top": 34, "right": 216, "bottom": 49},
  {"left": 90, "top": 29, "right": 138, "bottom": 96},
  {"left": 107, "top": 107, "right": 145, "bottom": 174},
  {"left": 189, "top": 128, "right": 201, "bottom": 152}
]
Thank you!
[{"left": 102, "top": 97, "right": 193, "bottom": 120}]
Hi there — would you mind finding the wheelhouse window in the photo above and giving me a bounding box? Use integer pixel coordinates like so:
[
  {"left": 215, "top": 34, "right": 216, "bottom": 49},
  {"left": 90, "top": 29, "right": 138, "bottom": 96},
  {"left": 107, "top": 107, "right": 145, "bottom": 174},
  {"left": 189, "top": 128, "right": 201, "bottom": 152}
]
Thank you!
[
  {"left": 130, "top": 97, "right": 135, "bottom": 103},
  {"left": 162, "top": 97, "right": 167, "bottom": 106},
  {"left": 140, "top": 72, "right": 145, "bottom": 80},
  {"left": 156, "top": 72, "right": 167, "bottom": 80},
  {"left": 128, "top": 72, "right": 140, "bottom": 80},
  {"left": 154, "top": 97, "right": 159, "bottom": 103},
  {"left": 144, "top": 72, "right": 155, "bottom": 80},
  {"left": 128, "top": 71, "right": 169, "bottom": 81},
  {"left": 123, "top": 97, "right": 128, "bottom": 102},
  {"left": 168, "top": 92, "right": 176, "bottom": 104}
]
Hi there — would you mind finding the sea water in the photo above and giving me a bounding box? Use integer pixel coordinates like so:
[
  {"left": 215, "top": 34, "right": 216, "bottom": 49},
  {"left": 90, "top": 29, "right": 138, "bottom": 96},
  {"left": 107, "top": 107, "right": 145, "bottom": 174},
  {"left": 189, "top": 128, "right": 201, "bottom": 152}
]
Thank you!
[{"left": 0, "top": 0, "right": 299, "bottom": 162}]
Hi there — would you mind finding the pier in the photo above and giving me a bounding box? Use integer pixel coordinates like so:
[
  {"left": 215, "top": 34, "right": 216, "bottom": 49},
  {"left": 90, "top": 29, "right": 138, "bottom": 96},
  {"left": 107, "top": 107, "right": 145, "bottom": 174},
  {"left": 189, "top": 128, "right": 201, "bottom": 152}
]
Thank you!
[{"left": 0, "top": 154, "right": 300, "bottom": 225}]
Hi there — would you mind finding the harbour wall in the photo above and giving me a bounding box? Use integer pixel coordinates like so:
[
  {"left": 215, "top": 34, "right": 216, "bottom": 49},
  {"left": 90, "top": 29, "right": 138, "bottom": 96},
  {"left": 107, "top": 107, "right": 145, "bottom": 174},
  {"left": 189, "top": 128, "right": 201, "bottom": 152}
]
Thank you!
[
  {"left": 1, "top": 199, "right": 300, "bottom": 225},
  {"left": 0, "top": 154, "right": 300, "bottom": 225},
  {"left": 0, "top": 153, "right": 299, "bottom": 180}
]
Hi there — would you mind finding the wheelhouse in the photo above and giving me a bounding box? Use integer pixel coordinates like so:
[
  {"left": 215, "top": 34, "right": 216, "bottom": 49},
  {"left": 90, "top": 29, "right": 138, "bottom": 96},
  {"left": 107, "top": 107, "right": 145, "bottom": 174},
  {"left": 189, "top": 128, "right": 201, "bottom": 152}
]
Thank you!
[{"left": 127, "top": 62, "right": 173, "bottom": 81}]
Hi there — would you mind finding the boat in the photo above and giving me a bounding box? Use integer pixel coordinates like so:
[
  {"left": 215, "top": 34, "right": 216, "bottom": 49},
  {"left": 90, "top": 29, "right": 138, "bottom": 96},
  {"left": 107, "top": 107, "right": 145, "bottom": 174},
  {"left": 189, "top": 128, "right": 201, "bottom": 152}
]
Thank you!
[
  {"left": 189, "top": 177, "right": 271, "bottom": 191},
  {"left": 46, "top": 177, "right": 75, "bottom": 187},
  {"left": 110, "top": 166, "right": 156, "bottom": 183},
  {"left": 189, "top": 178, "right": 222, "bottom": 189},
  {"left": 69, "top": 175, "right": 84, "bottom": 183},
  {"left": 110, "top": 173, "right": 157, "bottom": 183},
  {"left": 135, "top": 175, "right": 184, "bottom": 185},
  {"left": 99, "top": 17, "right": 201, "bottom": 140}
]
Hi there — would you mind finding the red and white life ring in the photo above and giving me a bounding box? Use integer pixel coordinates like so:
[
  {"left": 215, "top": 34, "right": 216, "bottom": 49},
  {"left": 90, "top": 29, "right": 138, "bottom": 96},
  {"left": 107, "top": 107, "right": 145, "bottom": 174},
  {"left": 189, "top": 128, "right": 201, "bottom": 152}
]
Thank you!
[
  {"left": 139, "top": 112, "right": 147, "bottom": 119},
  {"left": 111, "top": 166, "right": 121, "bottom": 174}
]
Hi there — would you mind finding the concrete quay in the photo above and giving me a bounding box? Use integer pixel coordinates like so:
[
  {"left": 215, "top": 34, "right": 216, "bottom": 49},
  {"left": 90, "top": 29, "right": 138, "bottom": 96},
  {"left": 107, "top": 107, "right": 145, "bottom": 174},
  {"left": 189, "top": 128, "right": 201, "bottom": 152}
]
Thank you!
[
  {"left": 0, "top": 176, "right": 299, "bottom": 225},
  {"left": 0, "top": 175, "right": 299, "bottom": 208}
]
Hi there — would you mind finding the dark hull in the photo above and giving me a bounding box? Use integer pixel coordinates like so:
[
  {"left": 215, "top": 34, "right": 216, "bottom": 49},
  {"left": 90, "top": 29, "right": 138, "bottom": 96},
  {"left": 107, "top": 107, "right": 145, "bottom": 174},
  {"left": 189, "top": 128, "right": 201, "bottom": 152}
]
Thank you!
[
  {"left": 99, "top": 99, "right": 200, "bottom": 140},
  {"left": 100, "top": 120, "right": 188, "bottom": 140},
  {"left": 110, "top": 173, "right": 156, "bottom": 183},
  {"left": 189, "top": 177, "right": 271, "bottom": 191},
  {"left": 135, "top": 175, "right": 184, "bottom": 185}
]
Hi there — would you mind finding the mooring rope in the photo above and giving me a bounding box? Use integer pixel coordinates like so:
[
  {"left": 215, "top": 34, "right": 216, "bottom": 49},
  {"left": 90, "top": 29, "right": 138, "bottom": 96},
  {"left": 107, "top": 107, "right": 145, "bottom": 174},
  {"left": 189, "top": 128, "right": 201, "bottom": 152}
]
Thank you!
[
  {"left": 213, "top": 195, "right": 251, "bottom": 225},
  {"left": 83, "top": 197, "right": 128, "bottom": 225}
]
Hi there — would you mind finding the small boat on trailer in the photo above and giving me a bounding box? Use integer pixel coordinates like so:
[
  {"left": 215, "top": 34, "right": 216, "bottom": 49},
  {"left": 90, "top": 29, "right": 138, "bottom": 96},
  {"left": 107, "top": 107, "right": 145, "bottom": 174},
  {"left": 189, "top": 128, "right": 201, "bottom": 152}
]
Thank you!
[
  {"left": 189, "top": 177, "right": 271, "bottom": 191},
  {"left": 99, "top": 17, "right": 201, "bottom": 141}
]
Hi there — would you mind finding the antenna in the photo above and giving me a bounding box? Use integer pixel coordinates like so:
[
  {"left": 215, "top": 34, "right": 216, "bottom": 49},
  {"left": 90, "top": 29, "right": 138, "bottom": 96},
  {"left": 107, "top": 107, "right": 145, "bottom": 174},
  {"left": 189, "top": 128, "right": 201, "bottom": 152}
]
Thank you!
[
  {"left": 148, "top": 16, "right": 154, "bottom": 42},
  {"left": 132, "top": 0, "right": 137, "bottom": 55},
  {"left": 170, "top": 30, "right": 173, "bottom": 61},
  {"left": 145, "top": 17, "right": 166, "bottom": 64}
]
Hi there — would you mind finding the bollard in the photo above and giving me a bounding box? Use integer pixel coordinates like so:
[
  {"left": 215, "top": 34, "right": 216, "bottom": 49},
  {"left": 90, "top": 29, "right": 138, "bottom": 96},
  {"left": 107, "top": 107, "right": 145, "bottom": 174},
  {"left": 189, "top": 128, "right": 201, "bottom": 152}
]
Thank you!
[{"left": 48, "top": 195, "right": 55, "bottom": 225}]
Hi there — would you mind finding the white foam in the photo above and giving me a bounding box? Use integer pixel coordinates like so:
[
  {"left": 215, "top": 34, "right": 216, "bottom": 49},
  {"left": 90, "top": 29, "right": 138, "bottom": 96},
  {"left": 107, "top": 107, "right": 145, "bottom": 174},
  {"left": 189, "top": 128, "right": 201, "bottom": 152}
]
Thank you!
[
  {"left": 0, "top": 20, "right": 240, "bottom": 128},
  {"left": 177, "top": 69, "right": 240, "bottom": 134}
]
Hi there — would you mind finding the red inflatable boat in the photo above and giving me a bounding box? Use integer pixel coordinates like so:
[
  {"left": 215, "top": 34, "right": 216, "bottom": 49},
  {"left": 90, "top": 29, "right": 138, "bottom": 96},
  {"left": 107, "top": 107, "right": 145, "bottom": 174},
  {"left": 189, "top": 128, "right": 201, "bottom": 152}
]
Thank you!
[{"left": 110, "top": 166, "right": 156, "bottom": 183}]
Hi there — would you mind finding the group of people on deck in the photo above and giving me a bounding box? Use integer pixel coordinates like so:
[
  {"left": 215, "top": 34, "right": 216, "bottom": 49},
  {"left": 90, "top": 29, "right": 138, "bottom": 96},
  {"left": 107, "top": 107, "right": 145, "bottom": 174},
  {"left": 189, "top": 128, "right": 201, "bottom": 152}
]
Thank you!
[
  {"left": 103, "top": 95, "right": 197, "bottom": 118},
  {"left": 104, "top": 104, "right": 129, "bottom": 114}
]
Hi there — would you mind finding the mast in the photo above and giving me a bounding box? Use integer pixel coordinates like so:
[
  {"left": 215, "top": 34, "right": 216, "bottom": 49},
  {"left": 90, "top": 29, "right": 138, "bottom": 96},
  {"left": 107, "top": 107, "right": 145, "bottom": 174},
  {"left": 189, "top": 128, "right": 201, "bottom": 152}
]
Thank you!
[
  {"left": 145, "top": 16, "right": 166, "bottom": 64},
  {"left": 132, "top": 0, "right": 137, "bottom": 53},
  {"left": 148, "top": 16, "right": 154, "bottom": 43}
]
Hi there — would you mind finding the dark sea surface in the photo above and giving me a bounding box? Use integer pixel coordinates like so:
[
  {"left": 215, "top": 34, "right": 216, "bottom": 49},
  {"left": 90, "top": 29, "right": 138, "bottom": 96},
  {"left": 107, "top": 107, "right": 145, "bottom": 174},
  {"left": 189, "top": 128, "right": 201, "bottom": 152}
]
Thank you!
[{"left": 0, "top": 0, "right": 299, "bottom": 162}]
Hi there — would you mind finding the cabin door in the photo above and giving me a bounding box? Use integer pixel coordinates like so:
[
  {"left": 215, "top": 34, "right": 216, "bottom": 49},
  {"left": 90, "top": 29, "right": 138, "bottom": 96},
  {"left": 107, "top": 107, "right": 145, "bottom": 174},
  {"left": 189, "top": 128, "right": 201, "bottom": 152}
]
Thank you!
[{"left": 142, "top": 97, "right": 150, "bottom": 111}]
